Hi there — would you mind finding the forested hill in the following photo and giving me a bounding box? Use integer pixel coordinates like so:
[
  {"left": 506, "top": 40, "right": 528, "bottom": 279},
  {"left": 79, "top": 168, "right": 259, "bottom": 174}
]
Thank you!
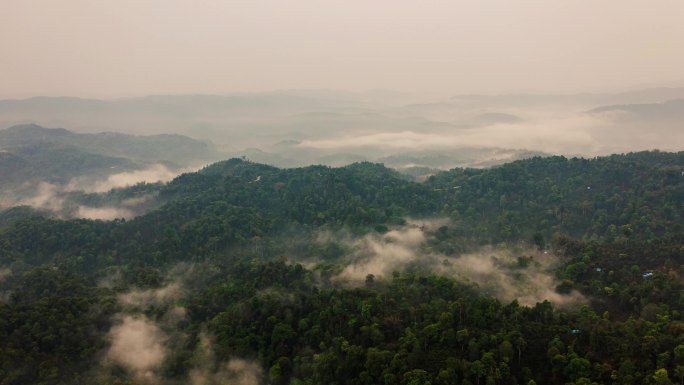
[
  {"left": 427, "top": 151, "right": 684, "bottom": 245},
  {"left": 0, "top": 151, "right": 683, "bottom": 385},
  {"left": 0, "top": 124, "right": 222, "bottom": 206},
  {"left": 151, "top": 151, "right": 684, "bottom": 256},
  {"left": 0, "top": 124, "right": 219, "bottom": 164},
  {"left": 2, "top": 151, "right": 682, "bottom": 269},
  {"left": 160, "top": 151, "right": 684, "bottom": 236}
]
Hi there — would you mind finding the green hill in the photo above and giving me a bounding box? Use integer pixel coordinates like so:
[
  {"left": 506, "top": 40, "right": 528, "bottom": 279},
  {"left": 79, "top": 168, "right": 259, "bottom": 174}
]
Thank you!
[{"left": 0, "top": 152, "right": 683, "bottom": 385}]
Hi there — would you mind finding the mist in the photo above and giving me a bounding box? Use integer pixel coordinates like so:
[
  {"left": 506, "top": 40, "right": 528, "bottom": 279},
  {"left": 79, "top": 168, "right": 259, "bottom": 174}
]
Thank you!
[
  {"left": 74, "top": 206, "right": 133, "bottom": 221},
  {"left": 438, "top": 251, "right": 585, "bottom": 307},
  {"left": 118, "top": 283, "right": 183, "bottom": 309},
  {"left": 189, "top": 333, "right": 262, "bottom": 385},
  {"left": 106, "top": 315, "right": 168, "bottom": 383},
  {"left": 66, "top": 164, "right": 180, "bottom": 194},
  {"left": 332, "top": 220, "right": 585, "bottom": 307},
  {"left": 99, "top": 265, "right": 263, "bottom": 385},
  {"left": 2, "top": 0, "right": 683, "bottom": 171},
  {"left": 1, "top": 1, "right": 681, "bottom": 384},
  {"left": 3, "top": 89, "right": 683, "bottom": 170},
  {"left": 103, "top": 275, "right": 185, "bottom": 383},
  {"left": 2, "top": 164, "right": 182, "bottom": 220},
  {"left": 13, "top": 180, "right": 141, "bottom": 220},
  {"left": 297, "top": 105, "right": 684, "bottom": 156}
]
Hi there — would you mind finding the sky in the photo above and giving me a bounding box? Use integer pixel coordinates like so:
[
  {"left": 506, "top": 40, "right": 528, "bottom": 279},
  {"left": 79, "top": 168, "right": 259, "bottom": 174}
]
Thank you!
[{"left": 1, "top": 0, "right": 684, "bottom": 98}]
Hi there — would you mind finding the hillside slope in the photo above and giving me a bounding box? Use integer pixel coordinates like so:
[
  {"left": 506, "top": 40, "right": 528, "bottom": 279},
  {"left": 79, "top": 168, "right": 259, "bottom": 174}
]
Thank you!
[{"left": 0, "top": 152, "right": 683, "bottom": 385}]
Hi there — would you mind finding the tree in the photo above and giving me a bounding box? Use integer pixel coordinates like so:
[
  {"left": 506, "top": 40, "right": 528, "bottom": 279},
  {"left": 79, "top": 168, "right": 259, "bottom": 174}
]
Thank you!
[{"left": 653, "top": 368, "right": 673, "bottom": 385}]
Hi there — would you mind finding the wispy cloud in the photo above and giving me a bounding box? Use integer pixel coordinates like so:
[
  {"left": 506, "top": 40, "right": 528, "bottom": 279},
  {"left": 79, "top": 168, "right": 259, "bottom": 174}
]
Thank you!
[
  {"left": 101, "top": 265, "right": 262, "bottom": 385},
  {"left": 75, "top": 206, "right": 135, "bottom": 220},
  {"left": 118, "top": 283, "right": 183, "bottom": 309},
  {"left": 297, "top": 108, "right": 681, "bottom": 156},
  {"left": 105, "top": 315, "right": 168, "bottom": 383},
  {"left": 66, "top": 164, "right": 180, "bottom": 194},
  {"left": 5, "top": 163, "right": 183, "bottom": 220},
  {"left": 332, "top": 220, "right": 585, "bottom": 307},
  {"left": 189, "top": 332, "right": 263, "bottom": 385}
]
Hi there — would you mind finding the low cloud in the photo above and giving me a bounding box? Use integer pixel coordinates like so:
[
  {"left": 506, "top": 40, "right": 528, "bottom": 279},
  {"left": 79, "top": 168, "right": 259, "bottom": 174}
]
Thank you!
[
  {"left": 118, "top": 283, "right": 183, "bottom": 309},
  {"left": 75, "top": 206, "right": 134, "bottom": 220},
  {"left": 66, "top": 164, "right": 179, "bottom": 193},
  {"left": 189, "top": 333, "right": 263, "bottom": 385},
  {"left": 298, "top": 122, "right": 597, "bottom": 156},
  {"left": 6, "top": 164, "right": 179, "bottom": 220},
  {"left": 333, "top": 221, "right": 585, "bottom": 307},
  {"left": 438, "top": 250, "right": 585, "bottom": 307},
  {"left": 122, "top": 194, "right": 155, "bottom": 207},
  {"left": 109, "top": 271, "right": 262, "bottom": 385},
  {"left": 106, "top": 315, "right": 168, "bottom": 384},
  {"left": 102, "top": 274, "right": 187, "bottom": 384},
  {"left": 296, "top": 109, "right": 682, "bottom": 156},
  {"left": 101, "top": 320, "right": 259, "bottom": 382},
  {"left": 336, "top": 227, "right": 425, "bottom": 281},
  {"left": 15, "top": 183, "right": 138, "bottom": 220},
  {"left": 20, "top": 182, "right": 66, "bottom": 212}
]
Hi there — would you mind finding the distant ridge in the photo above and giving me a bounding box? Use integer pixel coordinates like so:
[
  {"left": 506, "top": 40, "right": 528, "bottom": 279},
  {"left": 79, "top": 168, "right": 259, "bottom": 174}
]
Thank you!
[
  {"left": 0, "top": 124, "right": 220, "bottom": 164},
  {"left": 588, "top": 98, "right": 684, "bottom": 115}
]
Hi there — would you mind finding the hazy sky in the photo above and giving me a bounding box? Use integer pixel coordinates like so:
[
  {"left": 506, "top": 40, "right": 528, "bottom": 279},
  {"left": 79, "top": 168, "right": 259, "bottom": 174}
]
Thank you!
[{"left": 2, "top": 0, "right": 683, "bottom": 98}]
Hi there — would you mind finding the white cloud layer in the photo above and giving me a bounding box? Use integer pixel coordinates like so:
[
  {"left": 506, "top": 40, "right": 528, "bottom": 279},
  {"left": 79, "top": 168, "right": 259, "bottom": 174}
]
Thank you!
[{"left": 297, "top": 110, "right": 661, "bottom": 156}]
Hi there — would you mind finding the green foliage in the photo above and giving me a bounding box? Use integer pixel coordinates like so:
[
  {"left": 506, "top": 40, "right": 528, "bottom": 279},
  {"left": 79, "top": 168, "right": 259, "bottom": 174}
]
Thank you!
[
  {"left": 0, "top": 152, "right": 683, "bottom": 384},
  {"left": 427, "top": 151, "right": 684, "bottom": 244},
  {"left": 0, "top": 268, "right": 116, "bottom": 384}
]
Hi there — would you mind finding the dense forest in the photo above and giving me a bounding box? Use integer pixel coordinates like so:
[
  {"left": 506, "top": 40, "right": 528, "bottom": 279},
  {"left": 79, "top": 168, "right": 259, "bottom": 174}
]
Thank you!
[{"left": 1, "top": 151, "right": 683, "bottom": 385}]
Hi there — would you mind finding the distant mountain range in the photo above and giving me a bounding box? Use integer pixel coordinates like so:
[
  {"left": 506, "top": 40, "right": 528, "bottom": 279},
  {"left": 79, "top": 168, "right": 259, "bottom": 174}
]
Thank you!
[
  {"left": 0, "top": 123, "right": 219, "bottom": 164},
  {"left": 1, "top": 87, "right": 682, "bottom": 212},
  {"left": 234, "top": 143, "right": 546, "bottom": 177},
  {"left": 3, "top": 88, "right": 683, "bottom": 150},
  {"left": 0, "top": 124, "right": 223, "bottom": 211},
  {"left": 0, "top": 142, "right": 136, "bottom": 186},
  {"left": 588, "top": 98, "right": 684, "bottom": 123},
  {"left": 449, "top": 87, "right": 684, "bottom": 107}
]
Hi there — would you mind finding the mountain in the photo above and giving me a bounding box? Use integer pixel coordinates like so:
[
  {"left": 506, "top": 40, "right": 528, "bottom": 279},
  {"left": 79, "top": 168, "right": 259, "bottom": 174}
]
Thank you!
[
  {"left": 0, "top": 142, "right": 135, "bottom": 185},
  {"left": 0, "top": 123, "right": 220, "bottom": 164},
  {"left": 1, "top": 152, "right": 684, "bottom": 385},
  {"left": 471, "top": 112, "right": 524, "bottom": 125},
  {"left": 0, "top": 94, "right": 371, "bottom": 141},
  {"left": 3, "top": 89, "right": 682, "bottom": 156},
  {"left": 232, "top": 143, "right": 546, "bottom": 172},
  {"left": 377, "top": 149, "right": 546, "bottom": 170},
  {"left": 0, "top": 124, "right": 223, "bottom": 216},
  {"left": 588, "top": 98, "right": 684, "bottom": 123},
  {"left": 449, "top": 87, "right": 684, "bottom": 107}
]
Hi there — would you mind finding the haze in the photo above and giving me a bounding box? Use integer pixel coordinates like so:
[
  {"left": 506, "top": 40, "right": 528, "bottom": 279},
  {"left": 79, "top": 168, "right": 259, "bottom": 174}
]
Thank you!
[
  {"left": 1, "top": 0, "right": 684, "bottom": 207},
  {"left": 2, "top": 0, "right": 684, "bottom": 98}
]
